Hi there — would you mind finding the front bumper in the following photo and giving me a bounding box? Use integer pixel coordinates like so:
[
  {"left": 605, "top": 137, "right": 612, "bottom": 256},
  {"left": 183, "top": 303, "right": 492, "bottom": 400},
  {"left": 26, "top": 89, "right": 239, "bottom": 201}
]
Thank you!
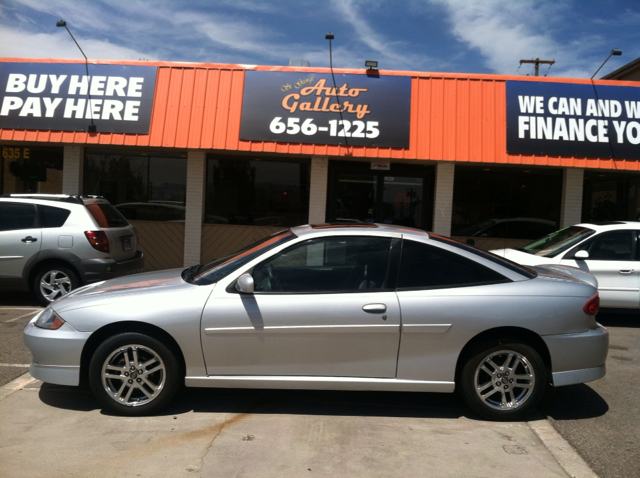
[
  {"left": 23, "top": 317, "right": 91, "bottom": 386},
  {"left": 543, "top": 324, "right": 609, "bottom": 387},
  {"left": 81, "top": 250, "right": 145, "bottom": 284}
]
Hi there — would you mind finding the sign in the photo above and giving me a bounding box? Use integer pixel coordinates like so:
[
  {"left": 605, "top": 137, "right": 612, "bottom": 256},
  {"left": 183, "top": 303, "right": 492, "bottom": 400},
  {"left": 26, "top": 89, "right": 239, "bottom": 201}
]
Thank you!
[
  {"left": 371, "top": 162, "right": 390, "bottom": 170},
  {"left": 507, "top": 81, "right": 640, "bottom": 160},
  {"left": 2, "top": 146, "right": 30, "bottom": 160},
  {"left": 240, "top": 71, "right": 411, "bottom": 148},
  {"left": 0, "top": 62, "right": 157, "bottom": 134}
]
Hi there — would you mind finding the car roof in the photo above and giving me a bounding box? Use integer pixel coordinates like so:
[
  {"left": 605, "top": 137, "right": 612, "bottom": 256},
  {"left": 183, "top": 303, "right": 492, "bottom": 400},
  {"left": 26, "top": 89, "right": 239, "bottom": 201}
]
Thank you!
[
  {"left": 291, "top": 223, "right": 430, "bottom": 239},
  {"left": 573, "top": 221, "right": 640, "bottom": 232}
]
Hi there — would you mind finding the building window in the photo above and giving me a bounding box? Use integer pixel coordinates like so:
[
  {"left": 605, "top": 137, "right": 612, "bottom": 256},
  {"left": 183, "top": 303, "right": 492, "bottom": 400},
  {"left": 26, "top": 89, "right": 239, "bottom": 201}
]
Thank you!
[
  {"left": 582, "top": 170, "right": 640, "bottom": 222},
  {"left": 84, "top": 149, "right": 187, "bottom": 221},
  {"left": 1, "top": 145, "right": 63, "bottom": 194},
  {"left": 205, "top": 155, "right": 310, "bottom": 227},
  {"left": 451, "top": 165, "right": 562, "bottom": 240}
]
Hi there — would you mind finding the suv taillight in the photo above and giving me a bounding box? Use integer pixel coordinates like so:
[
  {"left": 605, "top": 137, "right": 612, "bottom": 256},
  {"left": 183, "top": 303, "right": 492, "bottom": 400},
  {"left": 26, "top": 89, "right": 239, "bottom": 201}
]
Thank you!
[
  {"left": 583, "top": 293, "right": 600, "bottom": 316},
  {"left": 85, "top": 231, "right": 109, "bottom": 253}
]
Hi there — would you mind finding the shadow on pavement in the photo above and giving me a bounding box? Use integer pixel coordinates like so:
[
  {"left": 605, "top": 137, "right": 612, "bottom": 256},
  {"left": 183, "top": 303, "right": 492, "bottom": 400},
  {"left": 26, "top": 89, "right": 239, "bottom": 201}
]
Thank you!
[
  {"left": 0, "top": 292, "right": 39, "bottom": 307},
  {"left": 597, "top": 310, "right": 640, "bottom": 328},
  {"left": 540, "top": 383, "right": 609, "bottom": 421}
]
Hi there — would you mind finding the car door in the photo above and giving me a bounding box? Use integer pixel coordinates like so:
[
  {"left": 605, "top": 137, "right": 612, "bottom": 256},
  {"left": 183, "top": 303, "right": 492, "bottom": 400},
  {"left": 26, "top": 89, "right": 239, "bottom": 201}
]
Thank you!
[
  {"left": 560, "top": 230, "right": 640, "bottom": 308},
  {"left": 200, "top": 235, "right": 401, "bottom": 378},
  {"left": 0, "top": 202, "right": 42, "bottom": 287}
]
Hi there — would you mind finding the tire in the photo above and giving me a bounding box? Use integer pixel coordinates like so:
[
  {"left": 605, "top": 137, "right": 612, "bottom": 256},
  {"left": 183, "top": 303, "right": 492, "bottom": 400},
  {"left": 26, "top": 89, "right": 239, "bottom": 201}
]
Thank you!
[
  {"left": 33, "top": 266, "right": 79, "bottom": 306},
  {"left": 89, "top": 333, "right": 181, "bottom": 416},
  {"left": 460, "top": 342, "right": 546, "bottom": 421}
]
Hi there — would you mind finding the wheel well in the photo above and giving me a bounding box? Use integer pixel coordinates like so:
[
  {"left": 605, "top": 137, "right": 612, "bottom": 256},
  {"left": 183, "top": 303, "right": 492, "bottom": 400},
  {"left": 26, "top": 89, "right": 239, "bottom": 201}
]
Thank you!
[
  {"left": 454, "top": 327, "right": 552, "bottom": 385},
  {"left": 79, "top": 321, "right": 187, "bottom": 387},
  {"left": 29, "top": 259, "right": 81, "bottom": 291}
]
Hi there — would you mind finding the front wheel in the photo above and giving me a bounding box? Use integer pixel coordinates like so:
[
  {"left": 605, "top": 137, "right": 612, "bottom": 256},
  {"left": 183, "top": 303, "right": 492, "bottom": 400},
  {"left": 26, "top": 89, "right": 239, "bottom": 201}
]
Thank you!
[
  {"left": 89, "top": 333, "right": 181, "bottom": 416},
  {"left": 460, "top": 343, "right": 546, "bottom": 421}
]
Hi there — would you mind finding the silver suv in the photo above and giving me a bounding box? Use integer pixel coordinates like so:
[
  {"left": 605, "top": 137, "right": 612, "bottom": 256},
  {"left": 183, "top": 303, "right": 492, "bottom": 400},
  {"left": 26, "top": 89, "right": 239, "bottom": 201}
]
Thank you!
[{"left": 0, "top": 194, "right": 144, "bottom": 305}]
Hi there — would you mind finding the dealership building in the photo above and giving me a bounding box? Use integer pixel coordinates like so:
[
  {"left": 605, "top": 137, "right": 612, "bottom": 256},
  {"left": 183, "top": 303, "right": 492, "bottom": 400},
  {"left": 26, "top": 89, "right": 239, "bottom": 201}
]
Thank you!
[{"left": 2, "top": 57, "right": 640, "bottom": 271}]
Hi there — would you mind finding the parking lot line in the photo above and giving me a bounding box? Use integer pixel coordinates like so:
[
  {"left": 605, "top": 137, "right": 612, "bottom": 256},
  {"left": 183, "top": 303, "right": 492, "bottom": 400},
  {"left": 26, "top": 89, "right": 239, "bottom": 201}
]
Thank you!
[{"left": 3, "top": 309, "right": 41, "bottom": 323}]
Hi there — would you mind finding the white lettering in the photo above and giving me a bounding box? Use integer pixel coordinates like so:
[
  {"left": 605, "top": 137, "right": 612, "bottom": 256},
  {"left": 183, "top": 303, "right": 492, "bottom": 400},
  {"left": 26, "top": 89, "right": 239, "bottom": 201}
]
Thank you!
[
  {"left": 42, "top": 97, "right": 63, "bottom": 117},
  {"left": 569, "top": 118, "right": 584, "bottom": 141},
  {"left": 26, "top": 74, "right": 47, "bottom": 94},
  {"left": 90, "top": 76, "right": 107, "bottom": 95},
  {"left": 627, "top": 122, "right": 640, "bottom": 145},
  {"left": 6, "top": 74, "right": 27, "bottom": 93},
  {"left": 19, "top": 97, "right": 41, "bottom": 117},
  {"left": 48, "top": 75, "right": 67, "bottom": 94},
  {"left": 585, "top": 119, "right": 598, "bottom": 141},
  {"left": 518, "top": 116, "right": 530, "bottom": 138},
  {"left": 612, "top": 120, "right": 626, "bottom": 143},
  {"left": 624, "top": 101, "right": 640, "bottom": 119},
  {"left": 586, "top": 99, "right": 598, "bottom": 117},
  {"left": 569, "top": 98, "right": 581, "bottom": 116},
  {"left": 552, "top": 118, "right": 568, "bottom": 140},
  {"left": 535, "top": 96, "right": 544, "bottom": 114},
  {"left": 597, "top": 119, "right": 608, "bottom": 142},
  {"left": 0, "top": 97, "right": 23, "bottom": 115},
  {"left": 537, "top": 117, "right": 553, "bottom": 139},
  {"left": 548, "top": 97, "right": 558, "bottom": 115},
  {"left": 68, "top": 75, "right": 89, "bottom": 95},
  {"left": 127, "top": 78, "right": 144, "bottom": 97},
  {"left": 123, "top": 100, "right": 140, "bottom": 120},
  {"left": 101, "top": 100, "right": 123, "bottom": 120},
  {"left": 86, "top": 99, "right": 102, "bottom": 119},
  {"left": 64, "top": 98, "right": 86, "bottom": 118},
  {"left": 105, "top": 77, "right": 127, "bottom": 96}
]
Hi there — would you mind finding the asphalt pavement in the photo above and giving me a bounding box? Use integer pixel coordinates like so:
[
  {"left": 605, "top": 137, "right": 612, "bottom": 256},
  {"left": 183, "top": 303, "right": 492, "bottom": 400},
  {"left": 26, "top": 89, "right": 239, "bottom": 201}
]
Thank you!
[{"left": 1, "top": 293, "right": 636, "bottom": 477}]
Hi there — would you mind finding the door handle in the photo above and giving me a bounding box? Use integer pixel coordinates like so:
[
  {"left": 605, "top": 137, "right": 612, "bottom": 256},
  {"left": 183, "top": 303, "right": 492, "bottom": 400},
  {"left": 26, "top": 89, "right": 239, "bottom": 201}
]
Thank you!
[
  {"left": 21, "top": 236, "right": 38, "bottom": 243},
  {"left": 362, "top": 303, "right": 387, "bottom": 313},
  {"left": 618, "top": 269, "right": 634, "bottom": 274}
]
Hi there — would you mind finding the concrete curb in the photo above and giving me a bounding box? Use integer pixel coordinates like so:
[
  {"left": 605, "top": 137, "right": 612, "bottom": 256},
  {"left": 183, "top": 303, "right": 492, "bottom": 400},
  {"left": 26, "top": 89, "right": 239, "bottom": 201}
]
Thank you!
[
  {"left": 528, "top": 419, "right": 598, "bottom": 478},
  {"left": 0, "top": 371, "right": 34, "bottom": 401}
]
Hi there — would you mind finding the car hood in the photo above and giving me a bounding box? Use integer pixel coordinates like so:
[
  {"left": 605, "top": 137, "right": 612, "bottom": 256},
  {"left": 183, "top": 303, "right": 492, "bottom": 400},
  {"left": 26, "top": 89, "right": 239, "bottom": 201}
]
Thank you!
[{"left": 53, "top": 268, "right": 195, "bottom": 312}]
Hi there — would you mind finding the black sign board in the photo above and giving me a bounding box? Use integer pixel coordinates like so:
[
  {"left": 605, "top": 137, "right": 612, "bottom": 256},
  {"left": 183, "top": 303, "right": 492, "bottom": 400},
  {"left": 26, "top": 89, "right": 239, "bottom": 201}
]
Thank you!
[
  {"left": 0, "top": 62, "right": 157, "bottom": 134},
  {"left": 240, "top": 71, "right": 411, "bottom": 148},
  {"left": 507, "top": 80, "right": 640, "bottom": 160}
]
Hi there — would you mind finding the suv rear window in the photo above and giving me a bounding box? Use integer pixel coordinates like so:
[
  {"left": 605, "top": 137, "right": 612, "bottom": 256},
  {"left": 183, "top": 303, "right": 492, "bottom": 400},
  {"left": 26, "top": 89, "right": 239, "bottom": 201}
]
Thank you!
[
  {"left": 38, "top": 205, "right": 71, "bottom": 228},
  {"left": 86, "top": 203, "right": 130, "bottom": 228}
]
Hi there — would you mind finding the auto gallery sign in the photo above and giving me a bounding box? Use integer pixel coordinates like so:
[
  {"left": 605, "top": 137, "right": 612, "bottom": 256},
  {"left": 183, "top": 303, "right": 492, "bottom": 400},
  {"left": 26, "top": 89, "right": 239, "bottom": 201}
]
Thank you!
[
  {"left": 507, "top": 80, "right": 640, "bottom": 160},
  {"left": 240, "top": 70, "right": 411, "bottom": 148},
  {"left": 0, "top": 62, "right": 157, "bottom": 134}
]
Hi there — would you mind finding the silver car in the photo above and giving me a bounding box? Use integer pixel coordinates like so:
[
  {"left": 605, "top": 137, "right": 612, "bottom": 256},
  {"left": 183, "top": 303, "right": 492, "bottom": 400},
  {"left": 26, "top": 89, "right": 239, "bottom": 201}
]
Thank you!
[{"left": 23, "top": 224, "right": 608, "bottom": 421}]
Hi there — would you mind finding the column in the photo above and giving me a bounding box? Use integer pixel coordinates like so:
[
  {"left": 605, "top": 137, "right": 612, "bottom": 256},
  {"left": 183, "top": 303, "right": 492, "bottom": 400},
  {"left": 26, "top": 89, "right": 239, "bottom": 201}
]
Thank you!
[
  {"left": 308, "top": 156, "right": 329, "bottom": 224},
  {"left": 183, "top": 151, "right": 206, "bottom": 267},
  {"left": 62, "top": 145, "right": 84, "bottom": 195},
  {"left": 560, "top": 168, "right": 584, "bottom": 228},
  {"left": 432, "top": 162, "right": 455, "bottom": 236}
]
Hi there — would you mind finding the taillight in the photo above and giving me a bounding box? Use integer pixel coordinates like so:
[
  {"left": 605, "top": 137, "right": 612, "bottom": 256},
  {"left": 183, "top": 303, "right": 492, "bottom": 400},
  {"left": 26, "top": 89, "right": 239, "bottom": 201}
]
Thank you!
[
  {"left": 583, "top": 293, "right": 600, "bottom": 315},
  {"left": 85, "top": 231, "right": 109, "bottom": 252}
]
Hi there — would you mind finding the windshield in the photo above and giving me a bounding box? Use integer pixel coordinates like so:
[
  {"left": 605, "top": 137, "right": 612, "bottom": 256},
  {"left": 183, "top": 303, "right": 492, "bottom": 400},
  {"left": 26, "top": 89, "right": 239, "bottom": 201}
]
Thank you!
[
  {"left": 519, "top": 226, "right": 595, "bottom": 257},
  {"left": 184, "top": 229, "right": 296, "bottom": 285}
]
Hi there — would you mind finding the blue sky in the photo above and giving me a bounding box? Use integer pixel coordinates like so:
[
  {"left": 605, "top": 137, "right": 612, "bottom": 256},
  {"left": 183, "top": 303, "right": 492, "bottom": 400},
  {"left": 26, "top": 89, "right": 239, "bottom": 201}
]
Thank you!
[{"left": 0, "top": 0, "right": 637, "bottom": 79}]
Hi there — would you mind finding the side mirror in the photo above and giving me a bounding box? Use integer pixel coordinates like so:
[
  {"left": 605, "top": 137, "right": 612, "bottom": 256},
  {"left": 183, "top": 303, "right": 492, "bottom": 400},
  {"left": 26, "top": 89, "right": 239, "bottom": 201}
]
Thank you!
[
  {"left": 574, "top": 250, "right": 589, "bottom": 260},
  {"left": 235, "top": 273, "right": 255, "bottom": 293}
]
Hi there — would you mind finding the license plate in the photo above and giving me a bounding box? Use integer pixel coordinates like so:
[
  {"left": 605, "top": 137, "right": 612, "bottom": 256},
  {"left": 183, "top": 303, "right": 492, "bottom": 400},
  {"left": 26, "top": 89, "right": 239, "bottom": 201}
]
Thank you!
[{"left": 122, "top": 239, "right": 132, "bottom": 251}]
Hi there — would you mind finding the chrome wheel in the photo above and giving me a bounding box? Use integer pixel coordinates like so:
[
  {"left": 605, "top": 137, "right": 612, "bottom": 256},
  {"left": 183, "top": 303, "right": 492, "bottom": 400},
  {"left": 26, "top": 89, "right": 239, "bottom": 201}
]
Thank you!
[
  {"left": 39, "top": 269, "right": 73, "bottom": 301},
  {"left": 473, "top": 349, "right": 535, "bottom": 411},
  {"left": 101, "top": 344, "right": 167, "bottom": 407}
]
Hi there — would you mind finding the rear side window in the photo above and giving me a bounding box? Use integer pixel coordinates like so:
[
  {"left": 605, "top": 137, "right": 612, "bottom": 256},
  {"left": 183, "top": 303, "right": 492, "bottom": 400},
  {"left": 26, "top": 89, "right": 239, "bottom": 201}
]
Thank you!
[
  {"left": 86, "top": 203, "right": 129, "bottom": 228},
  {"left": 397, "top": 240, "right": 508, "bottom": 289},
  {"left": 38, "top": 205, "right": 71, "bottom": 228},
  {"left": 0, "top": 203, "right": 38, "bottom": 231}
]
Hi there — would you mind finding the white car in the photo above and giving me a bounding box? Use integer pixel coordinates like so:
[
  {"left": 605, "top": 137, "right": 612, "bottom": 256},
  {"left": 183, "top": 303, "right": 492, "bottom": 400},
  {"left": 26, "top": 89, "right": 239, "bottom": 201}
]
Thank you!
[{"left": 492, "top": 221, "right": 640, "bottom": 309}]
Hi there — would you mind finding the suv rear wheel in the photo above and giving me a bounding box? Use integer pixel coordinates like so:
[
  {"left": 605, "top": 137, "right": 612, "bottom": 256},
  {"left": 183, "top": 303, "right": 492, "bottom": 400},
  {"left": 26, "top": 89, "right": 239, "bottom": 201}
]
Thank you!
[{"left": 34, "top": 266, "right": 79, "bottom": 305}]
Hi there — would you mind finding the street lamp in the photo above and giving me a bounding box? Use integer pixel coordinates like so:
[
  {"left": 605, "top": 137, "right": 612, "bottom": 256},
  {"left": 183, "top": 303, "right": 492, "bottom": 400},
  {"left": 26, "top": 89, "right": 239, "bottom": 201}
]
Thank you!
[
  {"left": 56, "top": 20, "right": 96, "bottom": 132},
  {"left": 591, "top": 49, "right": 622, "bottom": 80}
]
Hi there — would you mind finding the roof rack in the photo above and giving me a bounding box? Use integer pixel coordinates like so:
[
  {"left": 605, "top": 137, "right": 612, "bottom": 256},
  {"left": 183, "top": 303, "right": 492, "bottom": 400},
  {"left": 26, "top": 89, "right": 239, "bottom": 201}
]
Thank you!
[{"left": 0, "top": 193, "right": 97, "bottom": 204}]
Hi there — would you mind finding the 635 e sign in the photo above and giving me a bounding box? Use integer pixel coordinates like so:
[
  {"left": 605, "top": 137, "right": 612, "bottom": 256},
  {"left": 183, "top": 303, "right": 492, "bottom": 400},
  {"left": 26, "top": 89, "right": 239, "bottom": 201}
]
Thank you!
[
  {"left": 240, "top": 71, "right": 411, "bottom": 148},
  {"left": 2, "top": 146, "right": 30, "bottom": 159}
]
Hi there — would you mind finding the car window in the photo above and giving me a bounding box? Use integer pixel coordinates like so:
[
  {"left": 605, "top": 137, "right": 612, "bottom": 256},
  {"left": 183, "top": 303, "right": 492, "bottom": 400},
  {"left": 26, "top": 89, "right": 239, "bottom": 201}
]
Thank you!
[
  {"left": 580, "top": 231, "right": 634, "bottom": 261},
  {"left": 38, "top": 205, "right": 71, "bottom": 228},
  {"left": 0, "top": 203, "right": 38, "bottom": 231},
  {"left": 253, "top": 236, "right": 392, "bottom": 293},
  {"left": 397, "top": 240, "right": 508, "bottom": 289},
  {"left": 86, "top": 203, "right": 129, "bottom": 228}
]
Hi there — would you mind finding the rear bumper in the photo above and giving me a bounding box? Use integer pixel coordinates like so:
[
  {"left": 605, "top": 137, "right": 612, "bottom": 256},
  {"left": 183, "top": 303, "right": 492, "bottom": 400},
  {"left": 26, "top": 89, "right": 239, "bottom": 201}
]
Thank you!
[
  {"left": 543, "top": 324, "right": 609, "bottom": 387},
  {"left": 80, "top": 250, "right": 144, "bottom": 284}
]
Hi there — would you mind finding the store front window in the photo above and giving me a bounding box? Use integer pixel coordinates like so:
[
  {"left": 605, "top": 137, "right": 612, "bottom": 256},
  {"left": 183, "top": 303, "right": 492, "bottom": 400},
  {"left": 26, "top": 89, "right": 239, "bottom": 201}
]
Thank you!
[
  {"left": 452, "top": 165, "right": 562, "bottom": 240},
  {"left": 582, "top": 170, "right": 640, "bottom": 222},
  {"left": 205, "top": 155, "right": 310, "bottom": 227},
  {"left": 84, "top": 149, "right": 187, "bottom": 221},
  {"left": 326, "top": 161, "right": 434, "bottom": 229},
  {"left": 1, "top": 145, "right": 63, "bottom": 194}
]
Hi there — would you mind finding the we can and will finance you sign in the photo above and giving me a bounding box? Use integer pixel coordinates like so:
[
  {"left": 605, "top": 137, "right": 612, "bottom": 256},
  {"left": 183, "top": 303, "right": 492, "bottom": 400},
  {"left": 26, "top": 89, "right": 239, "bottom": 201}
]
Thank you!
[
  {"left": 0, "top": 62, "right": 157, "bottom": 134},
  {"left": 507, "top": 81, "right": 640, "bottom": 160}
]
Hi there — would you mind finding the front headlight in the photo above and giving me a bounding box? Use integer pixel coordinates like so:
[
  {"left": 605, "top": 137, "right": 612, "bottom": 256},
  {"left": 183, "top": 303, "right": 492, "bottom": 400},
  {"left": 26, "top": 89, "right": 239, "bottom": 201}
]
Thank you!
[{"left": 34, "top": 307, "right": 66, "bottom": 330}]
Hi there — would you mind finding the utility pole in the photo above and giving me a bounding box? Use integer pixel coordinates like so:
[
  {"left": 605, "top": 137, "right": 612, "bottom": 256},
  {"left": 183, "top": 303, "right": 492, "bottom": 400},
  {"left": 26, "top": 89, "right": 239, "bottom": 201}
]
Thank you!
[{"left": 519, "top": 58, "right": 555, "bottom": 76}]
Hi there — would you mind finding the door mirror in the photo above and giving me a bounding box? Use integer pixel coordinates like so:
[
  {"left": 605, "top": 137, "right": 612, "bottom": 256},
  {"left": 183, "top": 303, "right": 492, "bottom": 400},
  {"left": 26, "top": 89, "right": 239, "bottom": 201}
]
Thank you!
[
  {"left": 235, "top": 273, "right": 255, "bottom": 293},
  {"left": 574, "top": 250, "right": 589, "bottom": 260}
]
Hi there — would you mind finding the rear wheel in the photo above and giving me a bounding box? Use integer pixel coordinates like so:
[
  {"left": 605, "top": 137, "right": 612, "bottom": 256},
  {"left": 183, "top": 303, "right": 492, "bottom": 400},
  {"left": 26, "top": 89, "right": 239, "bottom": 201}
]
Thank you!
[
  {"left": 460, "top": 343, "right": 546, "bottom": 421},
  {"left": 33, "top": 266, "right": 79, "bottom": 305},
  {"left": 89, "top": 333, "right": 180, "bottom": 416}
]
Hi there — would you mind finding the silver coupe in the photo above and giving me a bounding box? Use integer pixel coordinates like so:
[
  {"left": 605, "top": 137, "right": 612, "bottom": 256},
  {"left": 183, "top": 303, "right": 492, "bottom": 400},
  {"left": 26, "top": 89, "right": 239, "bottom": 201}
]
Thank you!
[{"left": 24, "top": 224, "right": 608, "bottom": 420}]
